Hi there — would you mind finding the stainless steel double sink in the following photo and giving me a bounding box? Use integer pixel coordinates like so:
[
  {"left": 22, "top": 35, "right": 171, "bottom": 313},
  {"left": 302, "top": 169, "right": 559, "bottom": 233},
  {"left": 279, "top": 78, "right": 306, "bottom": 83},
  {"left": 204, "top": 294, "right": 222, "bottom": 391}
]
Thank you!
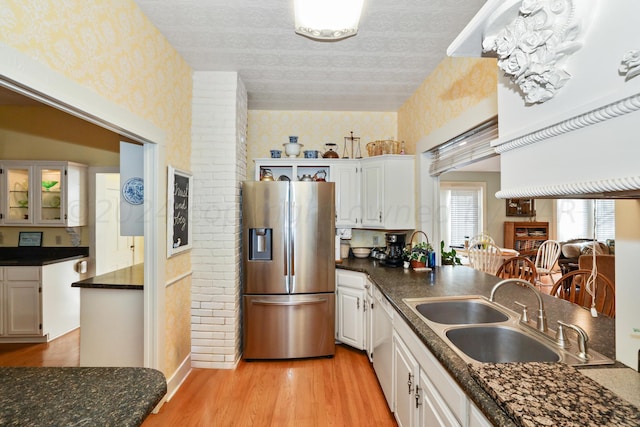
[{"left": 403, "top": 296, "right": 613, "bottom": 366}]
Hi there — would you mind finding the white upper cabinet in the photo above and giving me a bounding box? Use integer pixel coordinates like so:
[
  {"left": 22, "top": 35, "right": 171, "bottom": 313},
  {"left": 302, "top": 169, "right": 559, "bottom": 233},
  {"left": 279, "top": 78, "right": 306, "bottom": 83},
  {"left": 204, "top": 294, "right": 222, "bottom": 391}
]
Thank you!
[
  {"left": 2, "top": 163, "right": 33, "bottom": 225},
  {"left": 361, "top": 156, "right": 415, "bottom": 230},
  {"left": 330, "top": 160, "right": 360, "bottom": 228},
  {"left": 254, "top": 155, "right": 415, "bottom": 230},
  {"left": 1, "top": 161, "right": 88, "bottom": 227}
]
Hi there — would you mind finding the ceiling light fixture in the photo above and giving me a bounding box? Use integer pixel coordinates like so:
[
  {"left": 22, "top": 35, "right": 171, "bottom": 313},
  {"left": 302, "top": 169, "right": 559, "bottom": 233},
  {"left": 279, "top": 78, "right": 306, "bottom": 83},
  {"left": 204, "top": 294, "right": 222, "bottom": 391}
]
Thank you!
[{"left": 294, "top": 0, "right": 364, "bottom": 41}]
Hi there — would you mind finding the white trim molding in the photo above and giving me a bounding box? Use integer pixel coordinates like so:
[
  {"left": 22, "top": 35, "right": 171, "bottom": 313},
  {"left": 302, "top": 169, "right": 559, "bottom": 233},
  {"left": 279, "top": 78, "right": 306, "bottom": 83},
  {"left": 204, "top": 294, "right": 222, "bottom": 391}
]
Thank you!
[
  {"left": 496, "top": 176, "right": 640, "bottom": 199},
  {"left": 494, "top": 91, "right": 640, "bottom": 154}
]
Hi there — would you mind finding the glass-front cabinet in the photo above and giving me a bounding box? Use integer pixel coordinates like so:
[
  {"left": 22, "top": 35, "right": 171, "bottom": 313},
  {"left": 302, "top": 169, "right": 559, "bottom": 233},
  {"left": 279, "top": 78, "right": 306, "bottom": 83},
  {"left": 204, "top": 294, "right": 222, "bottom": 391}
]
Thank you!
[
  {"left": 5, "top": 164, "right": 33, "bottom": 225},
  {"left": 37, "top": 165, "right": 64, "bottom": 224},
  {"left": 1, "top": 161, "right": 87, "bottom": 227}
]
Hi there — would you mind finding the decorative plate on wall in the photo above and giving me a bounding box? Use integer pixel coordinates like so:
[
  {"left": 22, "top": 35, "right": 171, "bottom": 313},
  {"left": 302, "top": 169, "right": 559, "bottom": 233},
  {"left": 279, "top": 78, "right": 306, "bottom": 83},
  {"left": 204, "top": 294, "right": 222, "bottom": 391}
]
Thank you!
[{"left": 122, "top": 177, "right": 144, "bottom": 205}]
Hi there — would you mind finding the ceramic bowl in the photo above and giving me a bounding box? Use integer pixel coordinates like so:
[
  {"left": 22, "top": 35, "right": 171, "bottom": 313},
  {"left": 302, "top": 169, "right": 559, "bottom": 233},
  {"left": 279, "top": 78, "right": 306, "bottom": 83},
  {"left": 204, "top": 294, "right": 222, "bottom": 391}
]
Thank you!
[
  {"left": 283, "top": 142, "right": 302, "bottom": 157},
  {"left": 351, "top": 247, "right": 372, "bottom": 258}
]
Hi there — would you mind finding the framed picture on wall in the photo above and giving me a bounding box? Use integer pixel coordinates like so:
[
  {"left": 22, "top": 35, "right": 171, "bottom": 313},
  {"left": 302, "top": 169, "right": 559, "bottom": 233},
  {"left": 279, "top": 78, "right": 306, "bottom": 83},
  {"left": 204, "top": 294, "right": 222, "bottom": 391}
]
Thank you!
[
  {"left": 167, "top": 166, "right": 193, "bottom": 258},
  {"left": 506, "top": 198, "right": 536, "bottom": 217}
]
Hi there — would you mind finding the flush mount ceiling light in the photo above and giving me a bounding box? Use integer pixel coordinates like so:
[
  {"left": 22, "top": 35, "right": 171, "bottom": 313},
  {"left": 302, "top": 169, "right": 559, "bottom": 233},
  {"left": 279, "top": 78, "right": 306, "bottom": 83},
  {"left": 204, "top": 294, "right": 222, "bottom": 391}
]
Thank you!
[{"left": 294, "top": 0, "right": 365, "bottom": 41}]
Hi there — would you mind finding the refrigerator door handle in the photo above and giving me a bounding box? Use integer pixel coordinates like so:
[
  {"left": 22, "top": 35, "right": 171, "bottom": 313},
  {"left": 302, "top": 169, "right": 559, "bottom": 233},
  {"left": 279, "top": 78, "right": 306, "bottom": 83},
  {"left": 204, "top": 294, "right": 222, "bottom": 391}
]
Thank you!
[
  {"left": 250, "top": 297, "right": 328, "bottom": 306},
  {"left": 289, "top": 194, "right": 296, "bottom": 294},
  {"left": 283, "top": 196, "right": 290, "bottom": 294}
]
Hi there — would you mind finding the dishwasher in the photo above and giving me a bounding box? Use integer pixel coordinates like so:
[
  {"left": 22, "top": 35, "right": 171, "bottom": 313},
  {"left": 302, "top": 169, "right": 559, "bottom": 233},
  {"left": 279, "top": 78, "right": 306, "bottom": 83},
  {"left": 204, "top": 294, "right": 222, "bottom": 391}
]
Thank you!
[{"left": 372, "top": 285, "right": 394, "bottom": 409}]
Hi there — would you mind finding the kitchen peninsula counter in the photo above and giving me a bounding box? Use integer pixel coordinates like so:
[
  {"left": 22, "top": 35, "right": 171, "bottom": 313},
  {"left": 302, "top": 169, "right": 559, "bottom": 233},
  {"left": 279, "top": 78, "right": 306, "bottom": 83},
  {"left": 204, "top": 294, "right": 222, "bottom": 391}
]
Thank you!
[
  {"left": 0, "top": 366, "right": 165, "bottom": 426},
  {"left": 72, "top": 262, "right": 143, "bottom": 290},
  {"left": 338, "top": 258, "right": 637, "bottom": 426},
  {"left": 0, "top": 246, "right": 89, "bottom": 266},
  {"left": 72, "top": 264, "right": 144, "bottom": 366}
]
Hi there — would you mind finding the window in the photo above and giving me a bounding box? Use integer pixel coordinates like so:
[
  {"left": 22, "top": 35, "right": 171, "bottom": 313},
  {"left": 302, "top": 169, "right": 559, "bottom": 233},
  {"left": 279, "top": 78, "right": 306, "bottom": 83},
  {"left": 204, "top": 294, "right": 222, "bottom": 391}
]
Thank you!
[
  {"left": 440, "top": 182, "right": 484, "bottom": 247},
  {"left": 556, "top": 199, "right": 615, "bottom": 241}
]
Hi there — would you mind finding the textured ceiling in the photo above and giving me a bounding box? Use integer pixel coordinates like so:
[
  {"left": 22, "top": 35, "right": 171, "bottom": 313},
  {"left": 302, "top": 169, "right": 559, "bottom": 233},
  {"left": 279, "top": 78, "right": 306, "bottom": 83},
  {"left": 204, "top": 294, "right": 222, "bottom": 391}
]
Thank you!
[{"left": 134, "top": 0, "right": 486, "bottom": 111}]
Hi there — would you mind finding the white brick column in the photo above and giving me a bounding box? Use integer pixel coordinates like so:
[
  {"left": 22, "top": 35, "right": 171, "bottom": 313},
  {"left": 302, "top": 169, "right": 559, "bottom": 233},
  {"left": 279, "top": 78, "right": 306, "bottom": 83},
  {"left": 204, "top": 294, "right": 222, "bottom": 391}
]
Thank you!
[{"left": 191, "top": 72, "right": 247, "bottom": 368}]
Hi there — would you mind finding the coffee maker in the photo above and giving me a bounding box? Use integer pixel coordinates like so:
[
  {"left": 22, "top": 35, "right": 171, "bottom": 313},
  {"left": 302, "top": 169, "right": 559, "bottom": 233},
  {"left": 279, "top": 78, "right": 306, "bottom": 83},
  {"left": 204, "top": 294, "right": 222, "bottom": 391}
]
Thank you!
[{"left": 384, "top": 233, "right": 406, "bottom": 267}]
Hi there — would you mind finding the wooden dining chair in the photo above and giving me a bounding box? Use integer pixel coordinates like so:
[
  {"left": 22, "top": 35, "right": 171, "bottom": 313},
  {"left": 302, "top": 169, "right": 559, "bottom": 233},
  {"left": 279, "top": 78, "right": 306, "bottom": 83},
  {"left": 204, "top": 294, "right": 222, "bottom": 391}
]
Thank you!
[
  {"left": 496, "top": 256, "right": 538, "bottom": 285},
  {"left": 469, "top": 232, "right": 495, "bottom": 248},
  {"left": 468, "top": 243, "right": 503, "bottom": 275},
  {"left": 550, "top": 269, "right": 615, "bottom": 317},
  {"left": 534, "top": 240, "right": 561, "bottom": 286}
]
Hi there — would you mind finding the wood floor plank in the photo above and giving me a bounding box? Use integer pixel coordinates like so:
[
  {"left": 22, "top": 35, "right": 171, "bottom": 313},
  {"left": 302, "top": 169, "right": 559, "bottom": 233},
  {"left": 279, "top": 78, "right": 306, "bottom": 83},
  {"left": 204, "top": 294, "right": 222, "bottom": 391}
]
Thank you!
[
  {"left": 0, "top": 329, "right": 79, "bottom": 367},
  {"left": 0, "top": 332, "right": 396, "bottom": 426},
  {"left": 143, "top": 345, "right": 397, "bottom": 427}
]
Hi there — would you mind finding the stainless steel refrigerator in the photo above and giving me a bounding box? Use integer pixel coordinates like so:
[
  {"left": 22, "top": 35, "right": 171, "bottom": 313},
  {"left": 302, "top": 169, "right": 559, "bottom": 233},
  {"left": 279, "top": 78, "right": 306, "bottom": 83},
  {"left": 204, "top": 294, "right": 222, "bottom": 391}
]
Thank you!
[{"left": 242, "top": 181, "right": 335, "bottom": 359}]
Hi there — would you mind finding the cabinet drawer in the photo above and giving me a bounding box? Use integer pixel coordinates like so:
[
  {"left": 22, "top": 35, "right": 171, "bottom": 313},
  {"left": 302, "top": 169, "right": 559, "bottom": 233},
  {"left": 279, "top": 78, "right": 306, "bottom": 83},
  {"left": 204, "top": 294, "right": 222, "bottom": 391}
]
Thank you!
[
  {"left": 6, "top": 267, "right": 40, "bottom": 281},
  {"left": 336, "top": 270, "right": 367, "bottom": 290}
]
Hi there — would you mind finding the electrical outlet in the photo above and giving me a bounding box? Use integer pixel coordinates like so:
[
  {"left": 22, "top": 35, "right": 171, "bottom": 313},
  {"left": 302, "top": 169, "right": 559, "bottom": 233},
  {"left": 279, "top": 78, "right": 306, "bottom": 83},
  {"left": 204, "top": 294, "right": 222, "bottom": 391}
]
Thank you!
[
  {"left": 55, "top": 235, "right": 62, "bottom": 245},
  {"left": 373, "top": 236, "right": 379, "bottom": 246}
]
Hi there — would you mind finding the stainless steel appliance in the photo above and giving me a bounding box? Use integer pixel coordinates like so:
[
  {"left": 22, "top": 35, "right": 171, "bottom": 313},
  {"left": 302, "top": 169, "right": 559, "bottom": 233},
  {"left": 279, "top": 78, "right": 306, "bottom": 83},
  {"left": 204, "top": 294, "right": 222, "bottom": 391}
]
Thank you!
[
  {"left": 383, "top": 232, "right": 406, "bottom": 267},
  {"left": 242, "top": 181, "right": 336, "bottom": 359}
]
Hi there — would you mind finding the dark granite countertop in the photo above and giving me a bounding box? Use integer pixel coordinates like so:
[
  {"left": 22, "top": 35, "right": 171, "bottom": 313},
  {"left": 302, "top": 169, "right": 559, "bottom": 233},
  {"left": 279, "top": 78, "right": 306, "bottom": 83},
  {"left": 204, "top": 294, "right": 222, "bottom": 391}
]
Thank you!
[
  {"left": 72, "top": 263, "right": 143, "bottom": 290},
  {"left": 0, "top": 247, "right": 89, "bottom": 266},
  {"left": 470, "top": 362, "right": 640, "bottom": 427},
  {"left": 338, "top": 258, "right": 624, "bottom": 426},
  {"left": 0, "top": 366, "right": 166, "bottom": 426}
]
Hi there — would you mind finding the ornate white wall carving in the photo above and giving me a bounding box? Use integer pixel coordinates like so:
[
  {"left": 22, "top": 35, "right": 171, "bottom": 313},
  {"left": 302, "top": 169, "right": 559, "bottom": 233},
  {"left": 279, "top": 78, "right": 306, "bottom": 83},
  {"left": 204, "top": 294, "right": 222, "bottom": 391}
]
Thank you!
[
  {"left": 482, "top": 0, "right": 583, "bottom": 104},
  {"left": 620, "top": 50, "right": 640, "bottom": 81}
]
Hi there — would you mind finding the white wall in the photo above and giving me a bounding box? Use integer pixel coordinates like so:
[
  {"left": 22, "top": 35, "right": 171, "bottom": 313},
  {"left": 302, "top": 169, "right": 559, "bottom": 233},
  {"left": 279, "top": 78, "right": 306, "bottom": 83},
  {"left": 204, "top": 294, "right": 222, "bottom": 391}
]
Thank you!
[{"left": 615, "top": 200, "right": 640, "bottom": 370}]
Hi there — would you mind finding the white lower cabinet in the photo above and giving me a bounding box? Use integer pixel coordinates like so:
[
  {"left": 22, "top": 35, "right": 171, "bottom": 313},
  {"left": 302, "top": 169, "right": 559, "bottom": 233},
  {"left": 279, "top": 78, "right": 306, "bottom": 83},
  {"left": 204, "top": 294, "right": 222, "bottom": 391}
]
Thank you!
[
  {"left": 335, "top": 270, "right": 374, "bottom": 357},
  {"left": 0, "top": 261, "right": 82, "bottom": 342},
  {"left": 337, "top": 285, "right": 365, "bottom": 349},
  {"left": 1, "top": 267, "right": 41, "bottom": 337},
  {"left": 334, "top": 272, "right": 493, "bottom": 426},
  {"left": 392, "top": 301, "right": 492, "bottom": 427},
  {"left": 336, "top": 270, "right": 368, "bottom": 351},
  {"left": 393, "top": 331, "right": 420, "bottom": 427}
]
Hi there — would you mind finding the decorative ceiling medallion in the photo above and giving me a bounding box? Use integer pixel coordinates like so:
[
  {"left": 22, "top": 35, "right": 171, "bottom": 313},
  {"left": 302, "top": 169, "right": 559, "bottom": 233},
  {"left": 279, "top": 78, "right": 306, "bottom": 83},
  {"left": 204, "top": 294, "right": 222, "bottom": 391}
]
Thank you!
[
  {"left": 482, "top": 0, "right": 583, "bottom": 104},
  {"left": 619, "top": 50, "right": 640, "bottom": 81}
]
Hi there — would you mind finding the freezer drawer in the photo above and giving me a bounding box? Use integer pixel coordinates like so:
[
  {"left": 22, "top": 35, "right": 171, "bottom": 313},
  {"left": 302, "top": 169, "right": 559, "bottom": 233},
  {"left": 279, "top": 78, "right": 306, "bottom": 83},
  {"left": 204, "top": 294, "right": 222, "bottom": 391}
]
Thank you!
[{"left": 243, "top": 294, "right": 335, "bottom": 359}]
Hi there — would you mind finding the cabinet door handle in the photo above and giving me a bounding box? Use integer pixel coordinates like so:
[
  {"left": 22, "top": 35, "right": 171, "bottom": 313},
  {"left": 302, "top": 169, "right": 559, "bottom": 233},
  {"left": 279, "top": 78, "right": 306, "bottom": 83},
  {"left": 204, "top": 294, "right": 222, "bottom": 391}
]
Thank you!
[
  {"left": 415, "top": 385, "right": 422, "bottom": 408},
  {"left": 379, "top": 211, "right": 382, "bottom": 222},
  {"left": 357, "top": 297, "right": 360, "bottom": 310},
  {"left": 407, "top": 373, "right": 413, "bottom": 395}
]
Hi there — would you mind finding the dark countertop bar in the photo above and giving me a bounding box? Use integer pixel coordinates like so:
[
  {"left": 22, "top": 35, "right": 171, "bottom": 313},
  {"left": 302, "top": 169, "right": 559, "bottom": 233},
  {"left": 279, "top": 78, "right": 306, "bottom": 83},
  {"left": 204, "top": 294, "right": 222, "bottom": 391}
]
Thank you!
[
  {"left": 0, "top": 367, "right": 166, "bottom": 427},
  {"left": 0, "top": 246, "right": 89, "bottom": 266},
  {"left": 338, "top": 258, "right": 624, "bottom": 427},
  {"left": 72, "top": 263, "right": 144, "bottom": 290}
]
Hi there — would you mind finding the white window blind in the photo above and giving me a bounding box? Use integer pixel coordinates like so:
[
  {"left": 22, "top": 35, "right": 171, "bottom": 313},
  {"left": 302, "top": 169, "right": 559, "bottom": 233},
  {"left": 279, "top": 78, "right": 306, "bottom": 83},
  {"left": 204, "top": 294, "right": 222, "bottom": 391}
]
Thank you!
[
  {"left": 441, "top": 183, "right": 484, "bottom": 247},
  {"left": 427, "top": 116, "right": 499, "bottom": 176},
  {"left": 557, "top": 199, "right": 615, "bottom": 241},
  {"left": 595, "top": 200, "right": 615, "bottom": 241}
]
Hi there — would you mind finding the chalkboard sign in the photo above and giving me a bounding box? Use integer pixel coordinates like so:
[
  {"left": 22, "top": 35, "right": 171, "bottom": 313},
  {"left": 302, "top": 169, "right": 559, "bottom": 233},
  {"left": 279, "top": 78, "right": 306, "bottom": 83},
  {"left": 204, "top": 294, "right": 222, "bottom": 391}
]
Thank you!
[{"left": 167, "top": 166, "right": 193, "bottom": 257}]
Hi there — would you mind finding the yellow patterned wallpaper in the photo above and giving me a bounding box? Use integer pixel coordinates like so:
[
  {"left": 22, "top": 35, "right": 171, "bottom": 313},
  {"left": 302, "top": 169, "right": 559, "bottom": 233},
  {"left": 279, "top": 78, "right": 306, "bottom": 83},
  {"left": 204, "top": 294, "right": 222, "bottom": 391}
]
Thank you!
[
  {"left": 1, "top": 0, "right": 192, "bottom": 377},
  {"left": 247, "top": 110, "right": 397, "bottom": 174},
  {"left": 398, "top": 57, "right": 497, "bottom": 153}
]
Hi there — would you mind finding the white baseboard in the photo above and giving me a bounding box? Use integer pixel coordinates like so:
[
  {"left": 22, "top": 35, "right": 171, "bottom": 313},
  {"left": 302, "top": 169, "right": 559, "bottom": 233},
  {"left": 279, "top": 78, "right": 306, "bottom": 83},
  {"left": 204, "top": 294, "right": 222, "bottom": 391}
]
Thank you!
[
  {"left": 152, "top": 353, "right": 192, "bottom": 413},
  {"left": 166, "top": 353, "right": 192, "bottom": 401}
]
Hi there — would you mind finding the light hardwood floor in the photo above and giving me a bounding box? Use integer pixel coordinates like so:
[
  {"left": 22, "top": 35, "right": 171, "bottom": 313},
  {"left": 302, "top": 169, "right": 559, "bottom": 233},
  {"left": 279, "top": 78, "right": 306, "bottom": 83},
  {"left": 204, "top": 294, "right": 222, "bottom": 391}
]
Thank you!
[
  {"left": 0, "top": 329, "right": 80, "bottom": 367},
  {"left": 143, "top": 345, "right": 397, "bottom": 427},
  {"left": 0, "top": 332, "right": 396, "bottom": 426}
]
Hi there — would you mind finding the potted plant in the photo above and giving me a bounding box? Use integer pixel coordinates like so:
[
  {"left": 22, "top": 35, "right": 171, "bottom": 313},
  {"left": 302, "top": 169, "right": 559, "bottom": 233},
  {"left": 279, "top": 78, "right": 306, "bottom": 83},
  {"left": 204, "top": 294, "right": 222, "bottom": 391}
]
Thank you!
[
  {"left": 407, "top": 240, "right": 433, "bottom": 268},
  {"left": 440, "top": 240, "right": 462, "bottom": 265}
]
